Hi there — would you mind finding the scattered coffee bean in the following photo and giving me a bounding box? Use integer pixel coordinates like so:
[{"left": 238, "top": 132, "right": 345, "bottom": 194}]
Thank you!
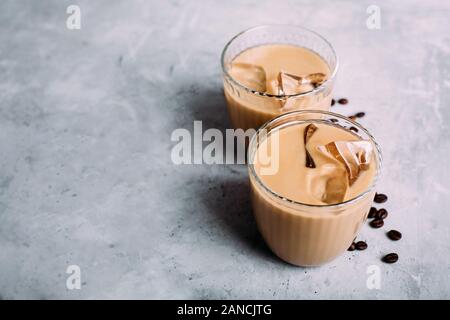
[
  {"left": 374, "top": 193, "right": 388, "bottom": 203},
  {"left": 349, "top": 115, "right": 357, "bottom": 121},
  {"left": 382, "top": 253, "right": 398, "bottom": 264},
  {"left": 368, "top": 207, "right": 377, "bottom": 218},
  {"left": 348, "top": 243, "right": 356, "bottom": 251},
  {"left": 355, "top": 112, "right": 365, "bottom": 118},
  {"left": 376, "top": 208, "right": 388, "bottom": 220},
  {"left": 370, "top": 219, "right": 384, "bottom": 228},
  {"left": 355, "top": 241, "right": 368, "bottom": 250},
  {"left": 331, "top": 99, "right": 335, "bottom": 106},
  {"left": 329, "top": 118, "right": 338, "bottom": 123},
  {"left": 387, "top": 230, "right": 402, "bottom": 241},
  {"left": 338, "top": 98, "right": 348, "bottom": 105},
  {"left": 349, "top": 126, "right": 359, "bottom": 132}
]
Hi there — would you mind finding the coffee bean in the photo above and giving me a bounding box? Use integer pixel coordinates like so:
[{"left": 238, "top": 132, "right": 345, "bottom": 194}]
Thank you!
[
  {"left": 355, "top": 112, "right": 365, "bottom": 118},
  {"left": 349, "top": 126, "right": 359, "bottom": 132},
  {"left": 368, "top": 207, "right": 377, "bottom": 218},
  {"left": 331, "top": 99, "right": 335, "bottom": 106},
  {"left": 329, "top": 118, "right": 338, "bottom": 123},
  {"left": 387, "top": 230, "right": 402, "bottom": 241},
  {"left": 370, "top": 219, "right": 384, "bottom": 228},
  {"left": 338, "top": 98, "right": 348, "bottom": 105},
  {"left": 374, "top": 193, "right": 388, "bottom": 203},
  {"left": 376, "top": 208, "right": 388, "bottom": 220},
  {"left": 355, "top": 241, "right": 368, "bottom": 250},
  {"left": 382, "top": 253, "right": 398, "bottom": 263},
  {"left": 349, "top": 115, "right": 357, "bottom": 121},
  {"left": 347, "top": 243, "right": 356, "bottom": 251}
]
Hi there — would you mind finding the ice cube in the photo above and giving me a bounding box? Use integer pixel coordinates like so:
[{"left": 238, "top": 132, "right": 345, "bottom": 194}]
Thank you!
[
  {"left": 304, "top": 73, "right": 327, "bottom": 88},
  {"left": 267, "top": 79, "right": 281, "bottom": 95},
  {"left": 229, "top": 62, "right": 267, "bottom": 92},
  {"left": 317, "top": 140, "right": 373, "bottom": 185},
  {"left": 277, "top": 72, "right": 315, "bottom": 95},
  {"left": 266, "top": 77, "right": 304, "bottom": 111},
  {"left": 306, "top": 163, "right": 349, "bottom": 204},
  {"left": 303, "top": 124, "right": 318, "bottom": 168},
  {"left": 270, "top": 72, "right": 326, "bottom": 111}
]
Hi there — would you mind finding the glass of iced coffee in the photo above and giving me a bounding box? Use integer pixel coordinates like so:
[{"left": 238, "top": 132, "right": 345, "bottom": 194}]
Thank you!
[
  {"left": 221, "top": 25, "right": 338, "bottom": 131},
  {"left": 248, "top": 110, "right": 382, "bottom": 266}
]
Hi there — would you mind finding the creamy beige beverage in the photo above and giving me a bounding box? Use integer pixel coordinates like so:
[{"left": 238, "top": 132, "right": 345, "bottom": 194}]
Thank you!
[
  {"left": 223, "top": 44, "right": 334, "bottom": 131},
  {"left": 249, "top": 112, "right": 381, "bottom": 266}
]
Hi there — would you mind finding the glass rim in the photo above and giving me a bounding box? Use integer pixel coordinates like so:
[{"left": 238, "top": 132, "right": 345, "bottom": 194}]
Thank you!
[
  {"left": 247, "top": 110, "right": 383, "bottom": 209},
  {"left": 220, "top": 24, "right": 339, "bottom": 99}
]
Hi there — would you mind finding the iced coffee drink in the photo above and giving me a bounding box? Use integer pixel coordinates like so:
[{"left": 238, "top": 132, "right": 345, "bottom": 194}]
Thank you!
[
  {"left": 222, "top": 25, "right": 337, "bottom": 131},
  {"left": 248, "top": 111, "right": 381, "bottom": 266}
]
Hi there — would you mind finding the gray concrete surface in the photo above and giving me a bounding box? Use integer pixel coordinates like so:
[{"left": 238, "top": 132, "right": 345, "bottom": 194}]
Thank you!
[{"left": 0, "top": 0, "right": 449, "bottom": 299}]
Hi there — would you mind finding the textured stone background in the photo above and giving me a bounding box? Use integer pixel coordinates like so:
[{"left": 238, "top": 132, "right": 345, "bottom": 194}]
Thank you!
[{"left": 0, "top": 0, "right": 449, "bottom": 299}]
